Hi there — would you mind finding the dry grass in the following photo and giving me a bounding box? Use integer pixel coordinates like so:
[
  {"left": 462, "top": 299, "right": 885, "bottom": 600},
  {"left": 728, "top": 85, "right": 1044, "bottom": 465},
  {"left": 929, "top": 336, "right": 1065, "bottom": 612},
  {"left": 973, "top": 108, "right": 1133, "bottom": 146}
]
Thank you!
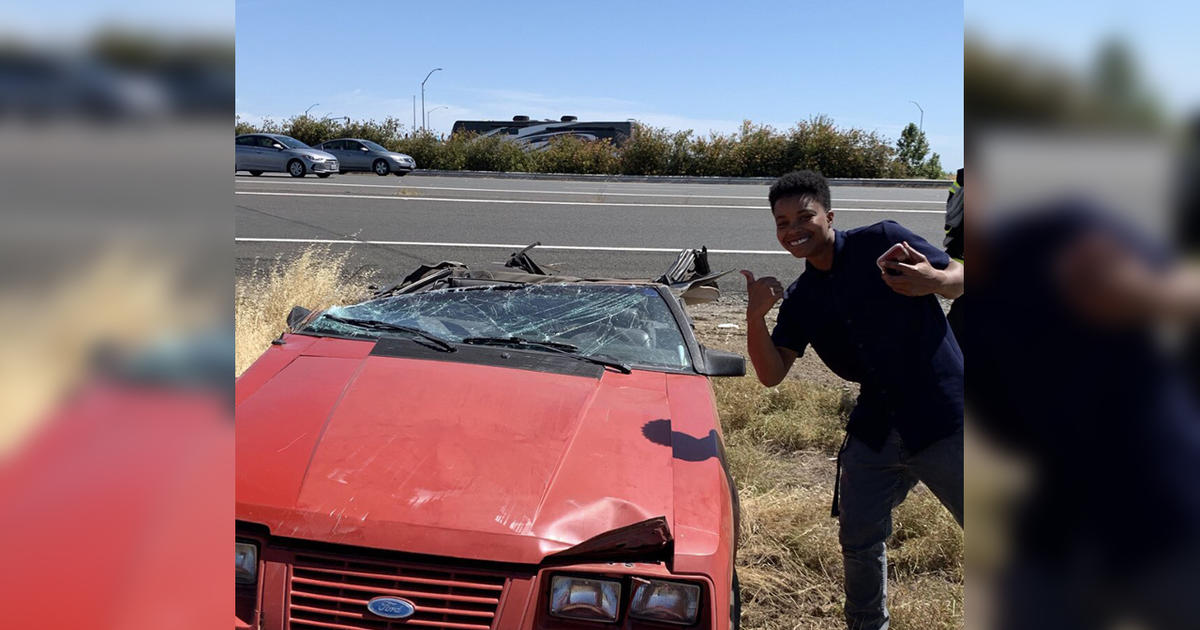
[
  {"left": 234, "top": 252, "right": 963, "bottom": 629},
  {"left": 234, "top": 247, "right": 364, "bottom": 376}
]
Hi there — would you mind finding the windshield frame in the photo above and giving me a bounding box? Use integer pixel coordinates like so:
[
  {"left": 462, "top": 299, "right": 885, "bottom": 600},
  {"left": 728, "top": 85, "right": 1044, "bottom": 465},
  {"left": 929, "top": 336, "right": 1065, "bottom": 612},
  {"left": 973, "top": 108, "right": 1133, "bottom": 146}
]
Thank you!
[
  {"left": 272, "top": 135, "right": 311, "bottom": 149},
  {"left": 294, "top": 282, "right": 704, "bottom": 375},
  {"left": 359, "top": 139, "right": 389, "bottom": 152}
]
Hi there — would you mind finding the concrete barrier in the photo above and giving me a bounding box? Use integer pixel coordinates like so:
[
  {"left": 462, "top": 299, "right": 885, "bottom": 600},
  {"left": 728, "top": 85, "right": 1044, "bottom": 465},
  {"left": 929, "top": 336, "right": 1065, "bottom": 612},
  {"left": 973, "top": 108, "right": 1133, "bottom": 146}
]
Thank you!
[{"left": 409, "top": 169, "right": 951, "bottom": 188}]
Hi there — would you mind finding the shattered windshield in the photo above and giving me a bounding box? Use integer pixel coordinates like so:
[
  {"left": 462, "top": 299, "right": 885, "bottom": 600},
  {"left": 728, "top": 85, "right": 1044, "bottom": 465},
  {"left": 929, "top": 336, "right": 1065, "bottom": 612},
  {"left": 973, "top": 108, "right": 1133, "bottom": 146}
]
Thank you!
[{"left": 303, "top": 284, "right": 692, "bottom": 370}]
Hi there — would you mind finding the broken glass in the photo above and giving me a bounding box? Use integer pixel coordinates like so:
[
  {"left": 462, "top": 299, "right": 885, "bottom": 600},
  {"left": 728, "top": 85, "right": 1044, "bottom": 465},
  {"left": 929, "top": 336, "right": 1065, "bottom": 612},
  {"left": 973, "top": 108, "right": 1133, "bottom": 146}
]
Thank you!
[{"left": 303, "top": 284, "right": 692, "bottom": 370}]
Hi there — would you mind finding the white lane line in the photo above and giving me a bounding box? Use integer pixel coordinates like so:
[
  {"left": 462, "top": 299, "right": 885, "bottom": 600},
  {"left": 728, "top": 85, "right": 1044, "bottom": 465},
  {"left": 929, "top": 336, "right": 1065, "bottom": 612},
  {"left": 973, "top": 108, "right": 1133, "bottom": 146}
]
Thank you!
[
  {"left": 234, "top": 179, "right": 944, "bottom": 204},
  {"left": 234, "top": 191, "right": 941, "bottom": 214},
  {"left": 235, "top": 237, "right": 792, "bottom": 255}
]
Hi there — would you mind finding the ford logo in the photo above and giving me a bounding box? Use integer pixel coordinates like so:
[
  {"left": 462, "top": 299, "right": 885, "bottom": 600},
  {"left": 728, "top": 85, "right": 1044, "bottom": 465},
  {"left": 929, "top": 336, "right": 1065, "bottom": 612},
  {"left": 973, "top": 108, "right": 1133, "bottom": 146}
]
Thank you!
[{"left": 366, "top": 596, "right": 416, "bottom": 619}]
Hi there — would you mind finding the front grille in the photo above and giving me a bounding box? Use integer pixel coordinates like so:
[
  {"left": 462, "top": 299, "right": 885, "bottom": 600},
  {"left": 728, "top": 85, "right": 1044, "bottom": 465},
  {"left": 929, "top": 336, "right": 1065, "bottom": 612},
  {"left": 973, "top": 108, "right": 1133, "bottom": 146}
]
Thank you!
[{"left": 288, "top": 552, "right": 506, "bottom": 630}]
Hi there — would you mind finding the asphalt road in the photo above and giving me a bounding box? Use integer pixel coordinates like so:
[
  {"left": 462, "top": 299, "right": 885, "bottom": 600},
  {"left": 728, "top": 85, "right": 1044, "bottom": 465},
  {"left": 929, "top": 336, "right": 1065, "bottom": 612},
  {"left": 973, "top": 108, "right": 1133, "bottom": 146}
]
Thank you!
[{"left": 235, "top": 172, "right": 949, "bottom": 293}]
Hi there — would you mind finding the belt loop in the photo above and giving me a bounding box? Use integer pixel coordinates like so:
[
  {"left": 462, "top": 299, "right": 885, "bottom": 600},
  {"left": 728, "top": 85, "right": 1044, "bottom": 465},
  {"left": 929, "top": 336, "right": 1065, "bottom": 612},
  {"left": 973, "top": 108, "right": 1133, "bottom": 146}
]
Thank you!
[{"left": 831, "top": 432, "right": 852, "bottom": 518}]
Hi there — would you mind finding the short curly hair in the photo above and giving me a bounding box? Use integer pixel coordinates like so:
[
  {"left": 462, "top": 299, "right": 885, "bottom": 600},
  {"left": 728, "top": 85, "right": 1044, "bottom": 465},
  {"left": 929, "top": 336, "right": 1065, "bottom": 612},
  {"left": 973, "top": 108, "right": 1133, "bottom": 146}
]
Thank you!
[{"left": 769, "top": 170, "right": 831, "bottom": 213}]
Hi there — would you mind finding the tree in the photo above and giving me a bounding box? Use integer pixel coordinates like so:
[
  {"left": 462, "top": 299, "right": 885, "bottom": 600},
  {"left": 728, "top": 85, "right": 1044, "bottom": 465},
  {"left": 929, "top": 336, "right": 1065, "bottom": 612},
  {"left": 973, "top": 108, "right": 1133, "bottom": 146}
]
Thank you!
[{"left": 896, "top": 122, "right": 930, "bottom": 172}]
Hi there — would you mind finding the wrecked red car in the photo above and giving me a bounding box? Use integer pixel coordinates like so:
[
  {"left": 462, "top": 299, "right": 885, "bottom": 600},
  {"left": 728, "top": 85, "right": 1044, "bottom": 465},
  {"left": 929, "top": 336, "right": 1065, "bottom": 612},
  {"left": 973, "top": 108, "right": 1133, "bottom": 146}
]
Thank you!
[{"left": 236, "top": 247, "right": 745, "bottom": 629}]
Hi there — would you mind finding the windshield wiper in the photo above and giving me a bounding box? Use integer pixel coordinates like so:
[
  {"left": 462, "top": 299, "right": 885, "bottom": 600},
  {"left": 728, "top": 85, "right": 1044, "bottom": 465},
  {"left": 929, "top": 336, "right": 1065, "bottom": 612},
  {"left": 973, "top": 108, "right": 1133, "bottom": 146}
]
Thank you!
[
  {"left": 316, "top": 314, "right": 455, "bottom": 352},
  {"left": 461, "top": 336, "right": 579, "bottom": 352},
  {"left": 459, "top": 337, "right": 631, "bottom": 374}
]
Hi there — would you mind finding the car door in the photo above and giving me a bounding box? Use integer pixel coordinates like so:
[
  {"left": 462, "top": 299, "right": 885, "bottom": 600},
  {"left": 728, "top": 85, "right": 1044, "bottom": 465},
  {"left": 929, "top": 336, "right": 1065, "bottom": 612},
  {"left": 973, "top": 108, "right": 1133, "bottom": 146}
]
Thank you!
[
  {"left": 235, "top": 135, "right": 260, "bottom": 170},
  {"left": 258, "top": 135, "right": 287, "bottom": 171},
  {"left": 341, "top": 139, "right": 370, "bottom": 170}
]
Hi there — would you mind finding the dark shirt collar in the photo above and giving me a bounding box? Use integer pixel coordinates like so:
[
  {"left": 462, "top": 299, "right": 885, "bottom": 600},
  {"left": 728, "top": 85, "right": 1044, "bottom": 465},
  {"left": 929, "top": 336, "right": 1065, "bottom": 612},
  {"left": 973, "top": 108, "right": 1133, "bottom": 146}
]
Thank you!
[{"left": 804, "top": 229, "right": 845, "bottom": 275}]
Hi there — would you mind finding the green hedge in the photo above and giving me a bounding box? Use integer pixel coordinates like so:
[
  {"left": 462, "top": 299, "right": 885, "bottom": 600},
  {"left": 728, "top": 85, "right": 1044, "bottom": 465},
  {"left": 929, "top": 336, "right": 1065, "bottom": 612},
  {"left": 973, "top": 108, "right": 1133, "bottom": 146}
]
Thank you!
[{"left": 234, "top": 115, "right": 948, "bottom": 179}]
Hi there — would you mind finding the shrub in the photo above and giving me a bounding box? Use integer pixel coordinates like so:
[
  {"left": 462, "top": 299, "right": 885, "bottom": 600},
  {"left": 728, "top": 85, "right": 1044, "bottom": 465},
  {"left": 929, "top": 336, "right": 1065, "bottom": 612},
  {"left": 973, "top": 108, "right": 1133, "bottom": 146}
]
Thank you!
[
  {"left": 619, "top": 124, "right": 696, "bottom": 175},
  {"left": 234, "top": 115, "right": 943, "bottom": 178},
  {"left": 531, "top": 135, "right": 619, "bottom": 174}
]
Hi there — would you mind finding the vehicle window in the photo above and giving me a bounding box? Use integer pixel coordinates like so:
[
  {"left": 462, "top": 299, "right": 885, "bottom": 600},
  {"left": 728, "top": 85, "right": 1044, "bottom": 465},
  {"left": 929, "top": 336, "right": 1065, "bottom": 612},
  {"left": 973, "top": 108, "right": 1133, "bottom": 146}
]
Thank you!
[
  {"left": 323, "top": 140, "right": 343, "bottom": 150},
  {"left": 257, "top": 136, "right": 279, "bottom": 148},
  {"left": 303, "top": 284, "right": 692, "bottom": 370},
  {"left": 344, "top": 140, "right": 364, "bottom": 151},
  {"left": 360, "top": 140, "right": 389, "bottom": 152},
  {"left": 235, "top": 135, "right": 257, "bottom": 146},
  {"left": 274, "top": 136, "right": 310, "bottom": 149}
]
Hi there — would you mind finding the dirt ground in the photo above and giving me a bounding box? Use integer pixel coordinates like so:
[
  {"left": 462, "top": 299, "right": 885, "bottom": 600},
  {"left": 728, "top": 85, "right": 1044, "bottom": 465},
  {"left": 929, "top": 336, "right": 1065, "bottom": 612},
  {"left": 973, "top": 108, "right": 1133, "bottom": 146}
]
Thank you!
[{"left": 686, "top": 296, "right": 859, "bottom": 391}]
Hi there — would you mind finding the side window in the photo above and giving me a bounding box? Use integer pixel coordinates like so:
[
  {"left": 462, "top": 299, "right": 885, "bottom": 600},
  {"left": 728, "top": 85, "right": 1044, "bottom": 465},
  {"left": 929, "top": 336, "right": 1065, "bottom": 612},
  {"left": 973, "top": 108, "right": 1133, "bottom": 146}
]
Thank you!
[
  {"left": 327, "top": 140, "right": 345, "bottom": 151},
  {"left": 236, "top": 135, "right": 256, "bottom": 146},
  {"left": 345, "top": 140, "right": 363, "bottom": 151},
  {"left": 260, "top": 136, "right": 282, "bottom": 149}
]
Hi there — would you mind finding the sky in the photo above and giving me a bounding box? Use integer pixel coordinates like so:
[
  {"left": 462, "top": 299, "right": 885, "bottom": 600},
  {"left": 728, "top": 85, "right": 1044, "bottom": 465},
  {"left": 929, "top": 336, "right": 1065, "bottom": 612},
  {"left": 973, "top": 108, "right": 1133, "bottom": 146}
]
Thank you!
[
  {"left": 966, "top": 0, "right": 1199, "bottom": 117},
  {"left": 236, "top": 0, "right": 965, "bottom": 169}
]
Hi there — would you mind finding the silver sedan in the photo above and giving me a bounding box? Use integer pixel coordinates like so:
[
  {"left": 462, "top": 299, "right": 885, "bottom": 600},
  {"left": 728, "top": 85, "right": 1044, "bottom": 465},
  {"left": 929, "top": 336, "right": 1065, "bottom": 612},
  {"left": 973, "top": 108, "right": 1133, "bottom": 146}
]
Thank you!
[
  {"left": 235, "top": 133, "right": 339, "bottom": 178},
  {"left": 315, "top": 138, "right": 416, "bottom": 176}
]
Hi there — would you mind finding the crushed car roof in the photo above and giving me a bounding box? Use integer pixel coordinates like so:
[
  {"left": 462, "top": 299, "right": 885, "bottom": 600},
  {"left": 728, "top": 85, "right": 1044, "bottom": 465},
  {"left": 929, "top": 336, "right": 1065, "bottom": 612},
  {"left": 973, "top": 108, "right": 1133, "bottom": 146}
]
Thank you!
[{"left": 368, "top": 242, "right": 731, "bottom": 306}]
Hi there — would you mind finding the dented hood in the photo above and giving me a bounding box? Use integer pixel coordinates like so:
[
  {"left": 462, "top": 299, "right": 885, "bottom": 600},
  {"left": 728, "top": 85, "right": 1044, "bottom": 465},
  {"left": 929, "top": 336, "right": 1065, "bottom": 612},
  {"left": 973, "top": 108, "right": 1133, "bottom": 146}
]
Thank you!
[{"left": 236, "top": 337, "right": 678, "bottom": 565}]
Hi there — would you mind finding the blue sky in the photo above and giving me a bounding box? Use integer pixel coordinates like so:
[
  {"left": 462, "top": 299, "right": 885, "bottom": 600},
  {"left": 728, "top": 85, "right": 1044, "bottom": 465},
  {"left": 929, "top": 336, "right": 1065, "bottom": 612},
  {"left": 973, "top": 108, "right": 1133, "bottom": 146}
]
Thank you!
[
  {"left": 237, "top": 0, "right": 964, "bottom": 168},
  {"left": 967, "top": 0, "right": 1199, "bottom": 116}
]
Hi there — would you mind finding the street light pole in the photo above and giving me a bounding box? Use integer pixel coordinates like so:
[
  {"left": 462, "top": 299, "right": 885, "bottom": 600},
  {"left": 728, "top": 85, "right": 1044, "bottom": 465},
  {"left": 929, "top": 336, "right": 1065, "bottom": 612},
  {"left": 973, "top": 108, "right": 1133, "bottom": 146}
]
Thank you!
[
  {"left": 908, "top": 100, "right": 924, "bottom": 132},
  {"left": 304, "top": 103, "right": 319, "bottom": 117},
  {"left": 421, "top": 67, "right": 442, "bottom": 131},
  {"left": 427, "top": 106, "right": 448, "bottom": 134},
  {"left": 412, "top": 95, "right": 416, "bottom": 134}
]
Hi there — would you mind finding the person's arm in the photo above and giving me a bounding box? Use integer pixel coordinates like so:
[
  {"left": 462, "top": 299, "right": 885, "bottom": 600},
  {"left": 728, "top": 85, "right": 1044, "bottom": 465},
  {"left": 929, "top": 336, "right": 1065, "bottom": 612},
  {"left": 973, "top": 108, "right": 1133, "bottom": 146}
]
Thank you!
[{"left": 741, "top": 270, "right": 798, "bottom": 386}]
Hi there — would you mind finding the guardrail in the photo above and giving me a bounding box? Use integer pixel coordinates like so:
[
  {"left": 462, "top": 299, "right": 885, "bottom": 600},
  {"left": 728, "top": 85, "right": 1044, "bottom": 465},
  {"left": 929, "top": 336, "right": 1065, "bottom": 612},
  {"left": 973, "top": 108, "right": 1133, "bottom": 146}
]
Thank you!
[{"left": 410, "top": 169, "right": 951, "bottom": 188}]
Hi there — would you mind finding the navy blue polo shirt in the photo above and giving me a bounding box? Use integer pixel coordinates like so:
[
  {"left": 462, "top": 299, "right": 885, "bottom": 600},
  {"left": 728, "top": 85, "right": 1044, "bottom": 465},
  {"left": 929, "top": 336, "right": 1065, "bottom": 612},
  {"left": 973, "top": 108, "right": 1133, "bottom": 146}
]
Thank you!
[{"left": 770, "top": 221, "right": 963, "bottom": 453}]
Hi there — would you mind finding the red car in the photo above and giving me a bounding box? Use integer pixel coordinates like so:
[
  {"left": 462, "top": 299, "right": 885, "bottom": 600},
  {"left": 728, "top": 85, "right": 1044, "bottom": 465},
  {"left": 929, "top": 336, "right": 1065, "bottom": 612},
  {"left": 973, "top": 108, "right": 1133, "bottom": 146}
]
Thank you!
[{"left": 236, "top": 248, "right": 745, "bottom": 629}]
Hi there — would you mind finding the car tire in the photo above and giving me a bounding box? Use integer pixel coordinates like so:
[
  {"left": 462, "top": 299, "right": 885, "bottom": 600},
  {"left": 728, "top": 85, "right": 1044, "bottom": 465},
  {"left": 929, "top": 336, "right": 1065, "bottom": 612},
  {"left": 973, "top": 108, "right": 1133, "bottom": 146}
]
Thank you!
[
  {"left": 288, "top": 159, "right": 306, "bottom": 178},
  {"left": 373, "top": 159, "right": 390, "bottom": 176},
  {"left": 731, "top": 569, "right": 741, "bottom": 629},
  {"left": 317, "top": 173, "right": 332, "bottom": 178},
  {"left": 249, "top": 170, "right": 264, "bottom": 176}
]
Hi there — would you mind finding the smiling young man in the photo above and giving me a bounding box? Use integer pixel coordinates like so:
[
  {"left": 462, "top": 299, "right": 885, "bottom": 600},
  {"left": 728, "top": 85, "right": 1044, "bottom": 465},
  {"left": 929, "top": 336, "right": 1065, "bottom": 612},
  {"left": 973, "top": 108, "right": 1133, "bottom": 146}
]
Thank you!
[{"left": 741, "top": 170, "right": 964, "bottom": 630}]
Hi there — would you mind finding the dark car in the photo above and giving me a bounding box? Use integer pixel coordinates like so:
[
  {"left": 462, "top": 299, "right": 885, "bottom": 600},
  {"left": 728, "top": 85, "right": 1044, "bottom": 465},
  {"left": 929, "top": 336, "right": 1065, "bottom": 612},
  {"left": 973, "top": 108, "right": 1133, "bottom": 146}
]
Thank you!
[{"left": 315, "top": 138, "right": 416, "bottom": 176}]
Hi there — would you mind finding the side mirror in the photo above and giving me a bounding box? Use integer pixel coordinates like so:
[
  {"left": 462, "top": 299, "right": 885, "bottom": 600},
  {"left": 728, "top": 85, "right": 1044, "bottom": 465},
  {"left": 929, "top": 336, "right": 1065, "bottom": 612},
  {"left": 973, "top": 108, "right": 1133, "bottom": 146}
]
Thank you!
[
  {"left": 272, "top": 143, "right": 285, "bottom": 150},
  {"left": 698, "top": 347, "right": 745, "bottom": 377},
  {"left": 360, "top": 146, "right": 369, "bottom": 152},
  {"left": 287, "top": 305, "right": 312, "bottom": 329}
]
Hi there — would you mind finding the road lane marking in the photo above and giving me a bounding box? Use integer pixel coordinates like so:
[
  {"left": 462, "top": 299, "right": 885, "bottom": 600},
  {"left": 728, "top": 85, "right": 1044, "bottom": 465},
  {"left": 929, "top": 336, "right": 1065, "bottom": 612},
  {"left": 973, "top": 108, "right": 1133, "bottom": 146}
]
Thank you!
[
  {"left": 234, "top": 191, "right": 942, "bottom": 213},
  {"left": 235, "top": 237, "right": 794, "bottom": 255},
  {"left": 234, "top": 179, "right": 944, "bottom": 204}
]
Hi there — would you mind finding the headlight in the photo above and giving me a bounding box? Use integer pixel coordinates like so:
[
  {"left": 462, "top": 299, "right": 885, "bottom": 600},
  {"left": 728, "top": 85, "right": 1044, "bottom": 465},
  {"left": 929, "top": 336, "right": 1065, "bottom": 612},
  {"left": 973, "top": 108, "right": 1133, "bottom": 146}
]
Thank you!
[
  {"left": 305, "top": 154, "right": 327, "bottom": 161},
  {"left": 548, "top": 575, "right": 620, "bottom": 623},
  {"left": 235, "top": 542, "right": 258, "bottom": 585},
  {"left": 629, "top": 578, "right": 701, "bottom": 625}
]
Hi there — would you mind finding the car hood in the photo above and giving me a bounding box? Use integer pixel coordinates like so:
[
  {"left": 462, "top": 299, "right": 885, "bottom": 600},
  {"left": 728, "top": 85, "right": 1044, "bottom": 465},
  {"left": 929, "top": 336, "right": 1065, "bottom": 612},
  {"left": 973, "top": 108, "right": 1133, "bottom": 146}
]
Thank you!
[
  {"left": 287, "top": 148, "right": 336, "bottom": 160},
  {"left": 236, "top": 338, "right": 681, "bottom": 565}
]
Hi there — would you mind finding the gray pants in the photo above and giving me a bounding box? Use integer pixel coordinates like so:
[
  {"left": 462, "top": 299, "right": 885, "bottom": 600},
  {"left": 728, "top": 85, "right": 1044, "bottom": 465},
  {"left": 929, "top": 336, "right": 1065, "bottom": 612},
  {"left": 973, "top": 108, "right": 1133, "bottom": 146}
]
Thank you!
[{"left": 838, "top": 428, "right": 963, "bottom": 630}]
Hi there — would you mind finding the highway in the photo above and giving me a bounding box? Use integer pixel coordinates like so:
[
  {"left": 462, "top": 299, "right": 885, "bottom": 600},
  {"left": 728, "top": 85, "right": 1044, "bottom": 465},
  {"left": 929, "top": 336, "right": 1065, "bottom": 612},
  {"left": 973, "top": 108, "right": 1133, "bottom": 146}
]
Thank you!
[{"left": 235, "top": 172, "right": 949, "bottom": 292}]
